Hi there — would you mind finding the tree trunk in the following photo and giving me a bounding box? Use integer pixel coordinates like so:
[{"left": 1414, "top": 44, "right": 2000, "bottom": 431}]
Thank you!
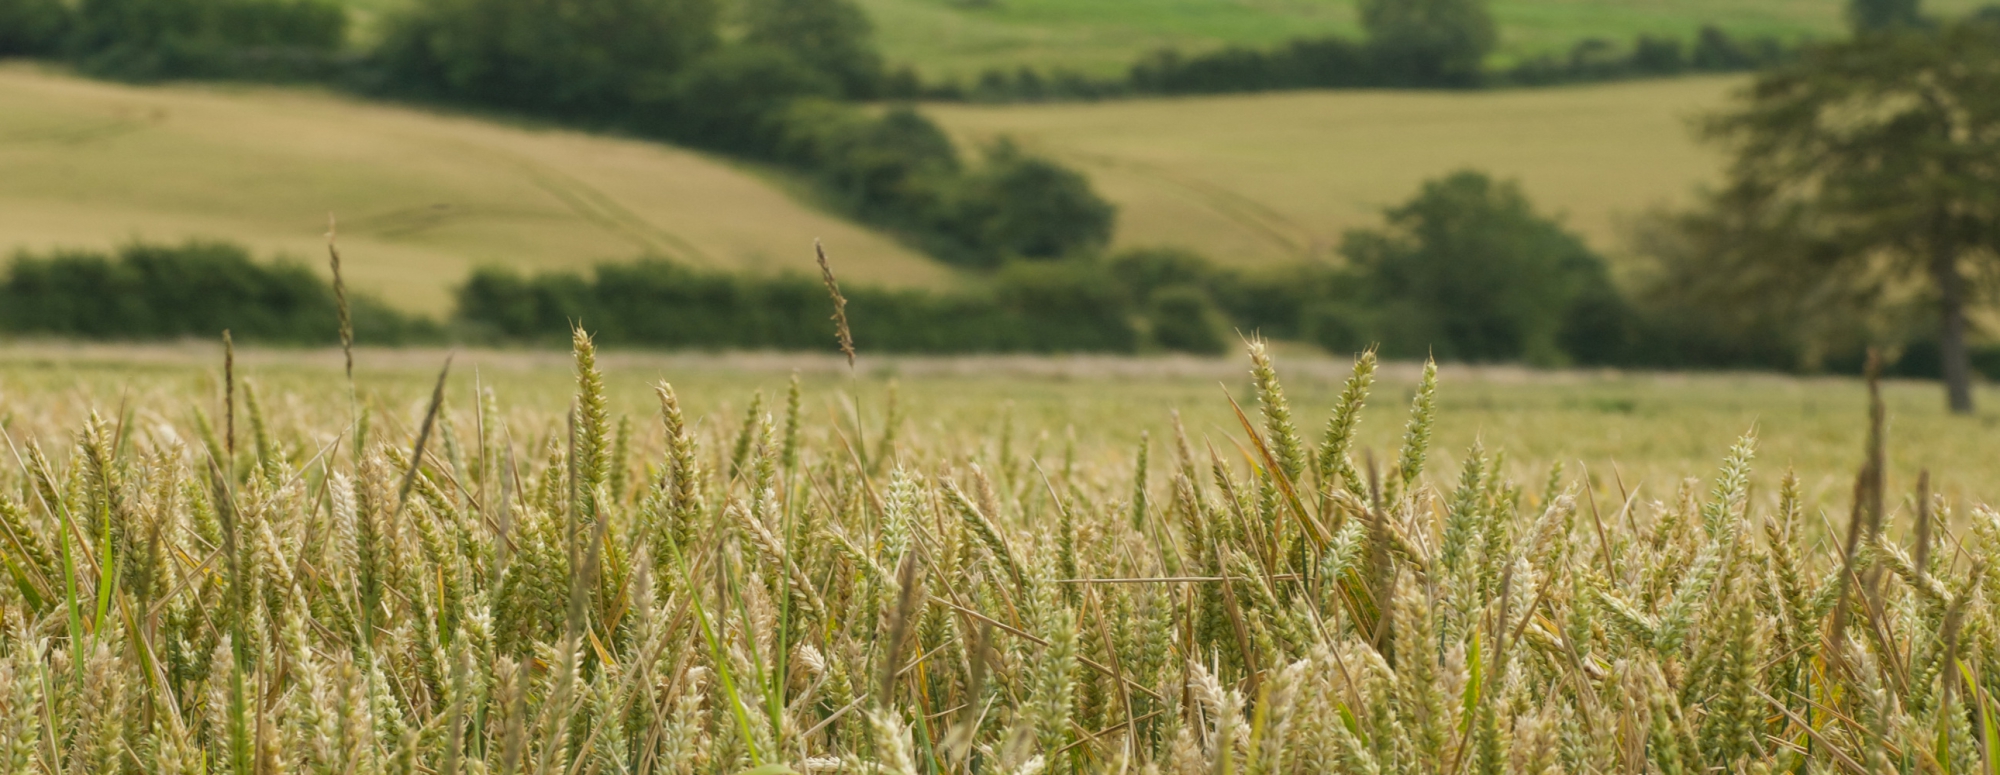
[{"left": 1930, "top": 233, "right": 1976, "bottom": 414}]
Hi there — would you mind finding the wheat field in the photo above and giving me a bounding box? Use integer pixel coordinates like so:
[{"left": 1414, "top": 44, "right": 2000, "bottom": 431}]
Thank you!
[
  {"left": 0, "top": 331, "right": 1997, "bottom": 773},
  {"left": 926, "top": 76, "right": 1741, "bottom": 271},
  {"left": 0, "top": 65, "right": 952, "bottom": 314}
]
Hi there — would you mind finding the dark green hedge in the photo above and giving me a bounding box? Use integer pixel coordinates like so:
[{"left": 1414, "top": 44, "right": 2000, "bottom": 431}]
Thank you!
[
  {"left": 0, "top": 241, "right": 432, "bottom": 344},
  {"left": 453, "top": 259, "right": 1147, "bottom": 353},
  {"left": 932, "top": 26, "right": 1796, "bottom": 103}
]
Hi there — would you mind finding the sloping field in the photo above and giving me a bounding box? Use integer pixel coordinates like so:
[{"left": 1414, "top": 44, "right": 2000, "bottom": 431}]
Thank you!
[
  {"left": 0, "top": 65, "right": 951, "bottom": 313},
  {"left": 857, "top": 0, "right": 1988, "bottom": 79},
  {"left": 928, "top": 76, "right": 1741, "bottom": 268}
]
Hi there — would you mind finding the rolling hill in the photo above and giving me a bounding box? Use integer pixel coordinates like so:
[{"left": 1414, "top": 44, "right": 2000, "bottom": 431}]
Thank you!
[
  {"left": 926, "top": 75, "right": 1742, "bottom": 270},
  {"left": 0, "top": 64, "right": 953, "bottom": 314}
]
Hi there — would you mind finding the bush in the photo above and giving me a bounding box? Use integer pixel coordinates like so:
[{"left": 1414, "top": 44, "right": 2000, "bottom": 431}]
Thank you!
[
  {"left": 0, "top": 240, "right": 431, "bottom": 344},
  {"left": 0, "top": 0, "right": 68, "bottom": 57}
]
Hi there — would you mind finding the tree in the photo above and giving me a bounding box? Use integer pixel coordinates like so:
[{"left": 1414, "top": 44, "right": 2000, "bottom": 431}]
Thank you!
[
  {"left": 67, "top": 0, "right": 346, "bottom": 77},
  {"left": 1339, "top": 169, "right": 1614, "bottom": 364},
  {"left": 375, "top": 0, "right": 717, "bottom": 116},
  {"left": 741, "top": 0, "right": 884, "bottom": 98},
  {"left": 1700, "top": 21, "right": 2000, "bottom": 412},
  {"left": 1359, "top": 0, "right": 1497, "bottom": 86},
  {"left": 0, "top": 0, "right": 68, "bottom": 56},
  {"left": 1849, "top": 0, "right": 1923, "bottom": 32},
  {"left": 943, "top": 142, "right": 1116, "bottom": 266}
]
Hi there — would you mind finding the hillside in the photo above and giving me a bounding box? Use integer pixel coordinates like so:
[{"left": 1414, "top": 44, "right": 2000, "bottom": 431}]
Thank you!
[
  {"left": 855, "top": 0, "right": 1991, "bottom": 79},
  {"left": 0, "top": 65, "right": 952, "bottom": 314},
  {"left": 927, "top": 76, "right": 1741, "bottom": 269}
]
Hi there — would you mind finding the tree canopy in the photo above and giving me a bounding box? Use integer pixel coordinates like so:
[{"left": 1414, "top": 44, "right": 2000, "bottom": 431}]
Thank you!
[
  {"left": 1849, "top": 0, "right": 1924, "bottom": 31},
  {"left": 1336, "top": 169, "right": 1614, "bottom": 364},
  {"left": 376, "top": 0, "right": 718, "bottom": 116},
  {"left": 1692, "top": 19, "right": 2000, "bottom": 412},
  {"left": 1359, "top": 0, "right": 1497, "bottom": 86},
  {"left": 741, "top": 0, "right": 884, "bottom": 98}
]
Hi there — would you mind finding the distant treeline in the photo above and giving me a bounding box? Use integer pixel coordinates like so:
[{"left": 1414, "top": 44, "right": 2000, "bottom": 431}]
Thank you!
[
  {"left": 927, "top": 26, "right": 1796, "bottom": 103},
  {"left": 10, "top": 167, "right": 1997, "bottom": 378}
]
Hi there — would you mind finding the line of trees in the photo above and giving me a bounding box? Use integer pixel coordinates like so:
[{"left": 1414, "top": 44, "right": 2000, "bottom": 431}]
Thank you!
[
  {"left": 15, "top": 164, "right": 1997, "bottom": 379},
  {"left": 938, "top": 26, "right": 1796, "bottom": 104}
]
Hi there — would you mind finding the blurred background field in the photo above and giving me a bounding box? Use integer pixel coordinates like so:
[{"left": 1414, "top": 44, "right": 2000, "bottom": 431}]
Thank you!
[
  {"left": 0, "top": 64, "right": 950, "bottom": 313},
  {"left": 4, "top": 343, "right": 1992, "bottom": 509},
  {"left": 927, "top": 76, "right": 1734, "bottom": 268},
  {"left": 0, "top": 63, "right": 1730, "bottom": 297}
]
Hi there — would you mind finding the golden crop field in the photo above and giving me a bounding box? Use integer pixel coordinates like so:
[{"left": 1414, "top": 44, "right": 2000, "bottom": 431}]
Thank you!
[
  {"left": 928, "top": 76, "right": 1742, "bottom": 269},
  {"left": 0, "top": 65, "right": 952, "bottom": 314},
  {"left": 0, "top": 338, "right": 1996, "bottom": 772}
]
